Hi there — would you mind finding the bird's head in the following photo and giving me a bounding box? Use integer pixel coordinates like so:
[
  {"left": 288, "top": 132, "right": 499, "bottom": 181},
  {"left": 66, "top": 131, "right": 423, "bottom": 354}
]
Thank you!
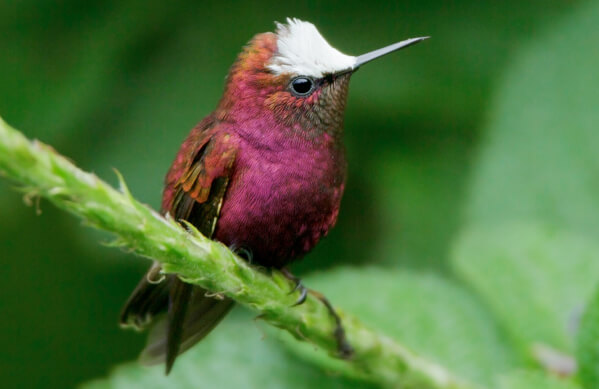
[{"left": 216, "top": 18, "right": 427, "bottom": 140}]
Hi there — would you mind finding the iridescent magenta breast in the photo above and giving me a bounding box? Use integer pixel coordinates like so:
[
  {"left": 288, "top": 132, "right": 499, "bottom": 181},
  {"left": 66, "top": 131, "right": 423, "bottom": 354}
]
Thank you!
[{"left": 213, "top": 131, "right": 346, "bottom": 268}]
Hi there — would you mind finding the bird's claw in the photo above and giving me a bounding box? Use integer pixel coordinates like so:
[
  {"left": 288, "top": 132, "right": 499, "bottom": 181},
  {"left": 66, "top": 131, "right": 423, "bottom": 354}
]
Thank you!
[
  {"left": 291, "top": 283, "right": 308, "bottom": 306},
  {"left": 280, "top": 268, "right": 308, "bottom": 306},
  {"left": 335, "top": 324, "right": 354, "bottom": 358}
]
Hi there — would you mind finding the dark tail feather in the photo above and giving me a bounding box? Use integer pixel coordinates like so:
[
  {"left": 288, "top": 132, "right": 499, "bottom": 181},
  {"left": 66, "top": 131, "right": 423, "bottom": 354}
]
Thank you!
[
  {"left": 140, "top": 289, "right": 235, "bottom": 368},
  {"left": 165, "top": 279, "right": 192, "bottom": 374},
  {"left": 120, "top": 264, "right": 170, "bottom": 330},
  {"left": 120, "top": 264, "right": 235, "bottom": 373}
]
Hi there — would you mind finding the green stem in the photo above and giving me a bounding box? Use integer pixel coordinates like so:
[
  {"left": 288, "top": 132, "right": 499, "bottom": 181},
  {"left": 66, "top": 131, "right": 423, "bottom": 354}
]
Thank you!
[{"left": 0, "top": 116, "right": 479, "bottom": 389}]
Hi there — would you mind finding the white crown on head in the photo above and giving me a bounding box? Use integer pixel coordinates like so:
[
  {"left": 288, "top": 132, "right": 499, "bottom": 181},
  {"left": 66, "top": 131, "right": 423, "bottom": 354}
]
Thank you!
[{"left": 267, "top": 18, "right": 356, "bottom": 78}]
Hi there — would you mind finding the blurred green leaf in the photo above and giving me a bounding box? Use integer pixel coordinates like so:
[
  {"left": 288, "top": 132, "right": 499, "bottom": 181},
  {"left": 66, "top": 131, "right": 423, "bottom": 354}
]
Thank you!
[
  {"left": 83, "top": 310, "right": 375, "bottom": 389},
  {"left": 465, "top": 0, "right": 599, "bottom": 238},
  {"left": 454, "top": 0, "right": 599, "bottom": 371},
  {"left": 497, "top": 370, "right": 580, "bottom": 389},
  {"left": 577, "top": 286, "right": 599, "bottom": 389},
  {"left": 453, "top": 222, "right": 599, "bottom": 359},
  {"left": 284, "top": 267, "right": 516, "bottom": 386}
]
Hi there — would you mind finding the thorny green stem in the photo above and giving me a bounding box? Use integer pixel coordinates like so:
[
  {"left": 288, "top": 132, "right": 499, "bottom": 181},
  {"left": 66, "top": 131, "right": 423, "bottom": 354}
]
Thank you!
[{"left": 0, "top": 116, "right": 480, "bottom": 389}]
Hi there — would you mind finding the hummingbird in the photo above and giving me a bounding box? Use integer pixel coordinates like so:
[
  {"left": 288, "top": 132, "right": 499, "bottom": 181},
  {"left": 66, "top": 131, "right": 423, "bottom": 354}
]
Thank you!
[{"left": 120, "top": 18, "right": 427, "bottom": 374}]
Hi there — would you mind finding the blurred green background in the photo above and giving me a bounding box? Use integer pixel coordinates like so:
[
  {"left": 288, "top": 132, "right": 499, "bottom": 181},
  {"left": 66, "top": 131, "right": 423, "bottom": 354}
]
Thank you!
[{"left": 1, "top": 0, "right": 596, "bottom": 388}]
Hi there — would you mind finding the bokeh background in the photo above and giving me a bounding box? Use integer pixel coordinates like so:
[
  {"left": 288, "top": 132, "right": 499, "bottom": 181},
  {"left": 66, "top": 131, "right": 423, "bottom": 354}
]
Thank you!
[{"left": 1, "top": 1, "right": 598, "bottom": 388}]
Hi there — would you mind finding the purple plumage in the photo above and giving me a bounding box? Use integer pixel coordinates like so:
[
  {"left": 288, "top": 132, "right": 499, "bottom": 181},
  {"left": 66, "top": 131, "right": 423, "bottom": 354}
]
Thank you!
[{"left": 162, "top": 31, "right": 350, "bottom": 268}]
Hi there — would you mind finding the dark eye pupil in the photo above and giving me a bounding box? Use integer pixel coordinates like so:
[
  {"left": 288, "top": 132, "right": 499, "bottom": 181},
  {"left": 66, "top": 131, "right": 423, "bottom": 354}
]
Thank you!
[{"left": 291, "top": 77, "right": 313, "bottom": 95}]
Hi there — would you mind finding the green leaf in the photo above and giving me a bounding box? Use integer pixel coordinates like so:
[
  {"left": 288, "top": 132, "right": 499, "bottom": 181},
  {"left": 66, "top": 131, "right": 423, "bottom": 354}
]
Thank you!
[
  {"left": 497, "top": 370, "right": 580, "bottom": 389},
  {"left": 452, "top": 222, "right": 599, "bottom": 361},
  {"left": 454, "top": 0, "right": 599, "bottom": 375},
  {"left": 465, "top": 0, "right": 599, "bottom": 238},
  {"left": 285, "top": 267, "right": 516, "bottom": 386},
  {"left": 83, "top": 310, "right": 375, "bottom": 389},
  {"left": 577, "top": 285, "right": 599, "bottom": 389}
]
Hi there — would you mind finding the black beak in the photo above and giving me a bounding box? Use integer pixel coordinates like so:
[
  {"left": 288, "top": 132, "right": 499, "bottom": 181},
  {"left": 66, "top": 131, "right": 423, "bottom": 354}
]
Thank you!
[
  {"left": 354, "top": 37, "right": 429, "bottom": 68},
  {"left": 332, "top": 36, "right": 429, "bottom": 78}
]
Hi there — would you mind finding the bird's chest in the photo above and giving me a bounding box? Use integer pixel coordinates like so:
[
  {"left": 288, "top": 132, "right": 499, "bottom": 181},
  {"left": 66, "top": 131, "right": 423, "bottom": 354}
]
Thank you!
[{"left": 214, "top": 143, "right": 346, "bottom": 267}]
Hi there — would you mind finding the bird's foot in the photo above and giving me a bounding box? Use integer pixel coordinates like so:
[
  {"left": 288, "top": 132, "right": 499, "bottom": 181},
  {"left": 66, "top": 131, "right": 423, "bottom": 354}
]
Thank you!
[
  {"left": 280, "top": 268, "right": 307, "bottom": 306},
  {"left": 309, "top": 288, "right": 354, "bottom": 359},
  {"left": 279, "top": 268, "right": 354, "bottom": 359}
]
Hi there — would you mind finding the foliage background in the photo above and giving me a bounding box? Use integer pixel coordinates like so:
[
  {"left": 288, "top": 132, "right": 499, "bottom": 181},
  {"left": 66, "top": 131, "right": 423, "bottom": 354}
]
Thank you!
[{"left": 1, "top": 1, "right": 597, "bottom": 388}]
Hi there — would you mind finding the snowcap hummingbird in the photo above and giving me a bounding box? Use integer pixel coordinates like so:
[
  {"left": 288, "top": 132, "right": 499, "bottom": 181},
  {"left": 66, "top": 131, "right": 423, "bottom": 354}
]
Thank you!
[{"left": 120, "top": 18, "right": 427, "bottom": 373}]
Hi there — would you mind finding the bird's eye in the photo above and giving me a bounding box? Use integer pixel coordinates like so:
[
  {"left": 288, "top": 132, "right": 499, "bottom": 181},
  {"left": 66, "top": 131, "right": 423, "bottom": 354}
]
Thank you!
[{"left": 289, "top": 77, "right": 315, "bottom": 97}]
